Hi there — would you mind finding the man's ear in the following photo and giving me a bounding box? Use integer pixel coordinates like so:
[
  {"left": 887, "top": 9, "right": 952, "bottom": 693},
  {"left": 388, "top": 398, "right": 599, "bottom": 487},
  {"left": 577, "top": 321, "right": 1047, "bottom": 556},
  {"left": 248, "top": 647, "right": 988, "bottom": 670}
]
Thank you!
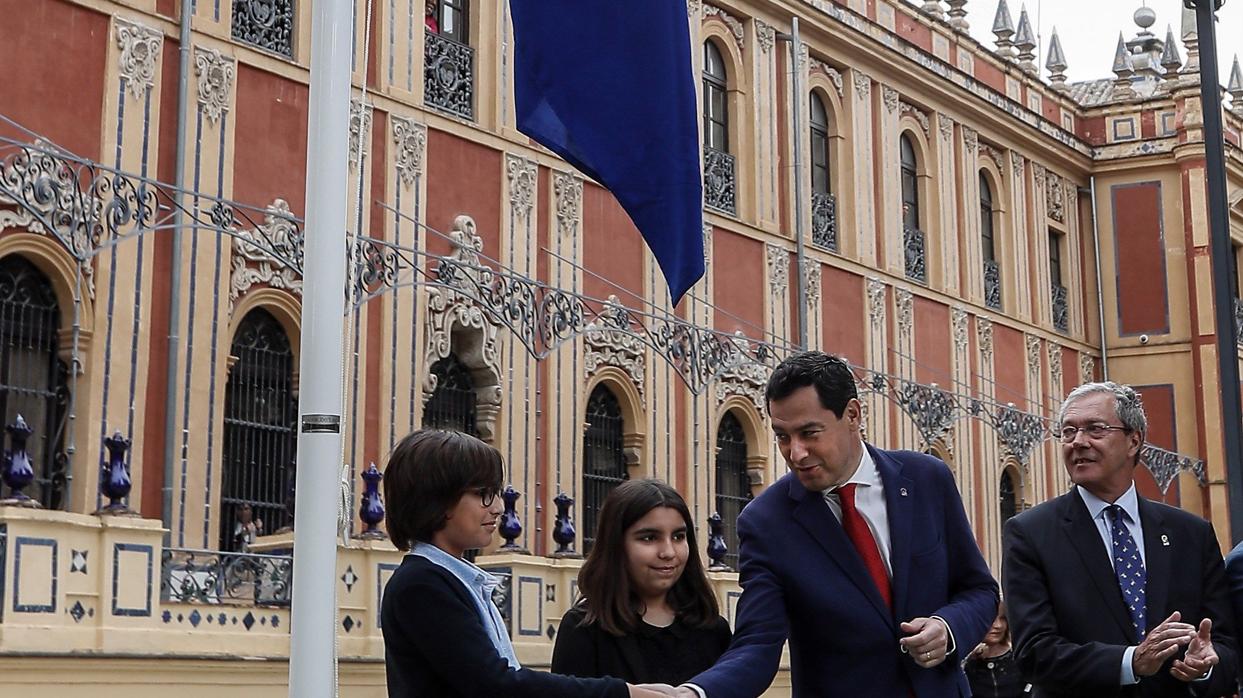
[{"left": 845, "top": 398, "right": 862, "bottom": 426}]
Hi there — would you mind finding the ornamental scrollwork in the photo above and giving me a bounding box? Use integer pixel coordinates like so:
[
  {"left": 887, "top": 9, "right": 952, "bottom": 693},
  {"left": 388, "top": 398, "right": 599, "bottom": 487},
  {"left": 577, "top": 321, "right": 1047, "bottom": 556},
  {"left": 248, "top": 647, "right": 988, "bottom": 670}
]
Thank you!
[
  {"left": 895, "top": 381, "right": 957, "bottom": 448},
  {"left": 115, "top": 17, "right": 162, "bottom": 100},
  {"left": 755, "top": 20, "right": 776, "bottom": 54},
  {"left": 1046, "top": 171, "right": 1066, "bottom": 222},
  {"left": 867, "top": 277, "right": 886, "bottom": 328},
  {"left": 853, "top": 70, "right": 872, "bottom": 99},
  {"left": 194, "top": 47, "right": 235, "bottom": 125},
  {"left": 554, "top": 172, "right": 583, "bottom": 238},
  {"left": 715, "top": 331, "right": 770, "bottom": 411},
  {"left": 895, "top": 288, "right": 914, "bottom": 339},
  {"left": 230, "top": 198, "right": 304, "bottom": 308},
  {"left": 992, "top": 403, "right": 1048, "bottom": 464},
  {"left": 391, "top": 116, "right": 427, "bottom": 189},
  {"left": 802, "top": 259, "right": 821, "bottom": 304},
  {"left": 767, "top": 244, "right": 788, "bottom": 294},
  {"left": 506, "top": 154, "right": 538, "bottom": 215},
  {"left": 349, "top": 101, "right": 374, "bottom": 171},
  {"left": 584, "top": 295, "right": 646, "bottom": 398},
  {"left": 951, "top": 307, "right": 969, "bottom": 351},
  {"left": 976, "top": 316, "right": 994, "bottom": 358},
  {"left": 1048, "top": 342, "right": 1063, "bottom": 393},
  {"left": 1080, "top": 354, "right": 1095, "bottom": 383},
  {"left": 900, "top": 102, "right": 930, "bottom": 138},
  {"left": 703, "top": 4, "right": 744, "bottom": 51},
  {"left": 882, "top": 86, "right": 900, "bottom": 114},
  {"left": 810, "top": 59, "right": 844, "bottom": 98},
  {"left": 938, "top": 114, "right": 955, "bottom": 141},
  {"left": 1141, "top": 444, "right": 1207, "bottom": 494},
  {"left": 1025, "top": 333, "right": 1041, "bottom": 378}
]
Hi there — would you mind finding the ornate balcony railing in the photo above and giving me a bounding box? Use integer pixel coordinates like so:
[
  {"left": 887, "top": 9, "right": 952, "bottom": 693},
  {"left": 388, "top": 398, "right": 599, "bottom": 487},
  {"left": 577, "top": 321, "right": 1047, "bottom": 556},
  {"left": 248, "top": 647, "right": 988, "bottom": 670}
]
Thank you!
[
  {"left": 161, "top": 548, "right": 293, "bottom": 607},
  {"left": 1051, "top": 282, "right": 1068, "bottom": 332},
  {"left": 424, "top": 30, "right": 474, "bottom": 120},
  {"left": 1234, "top": 297, "right": 1243, "bottom": 346},
  {"left": 983, "top": 259, "right": 1002, "bottom": 310},
  {"left": 811, "top": 192, "right": 837, "bottom": 251},
  {"left": 703, "top": 148, "right": 736, "bottom": 215},
  {"left": 232, "top": 0, "right": 295, "bottom": 59},
  {"left": 903, "top": 226, "right": 926, "bottom": 283}
]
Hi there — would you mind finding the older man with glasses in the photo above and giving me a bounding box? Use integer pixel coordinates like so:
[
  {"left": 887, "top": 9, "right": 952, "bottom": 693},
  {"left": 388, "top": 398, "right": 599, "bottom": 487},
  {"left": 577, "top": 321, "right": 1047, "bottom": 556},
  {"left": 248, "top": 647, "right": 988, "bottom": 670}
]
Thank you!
[{"left": 1002, "top": 382, "right": 1237, "bottom": 698}]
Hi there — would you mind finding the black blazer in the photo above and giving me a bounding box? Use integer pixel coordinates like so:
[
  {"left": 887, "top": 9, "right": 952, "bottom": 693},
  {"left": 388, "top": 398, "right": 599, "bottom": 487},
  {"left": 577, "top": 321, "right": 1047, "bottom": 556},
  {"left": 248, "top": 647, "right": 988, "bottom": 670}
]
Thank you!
[
  {"left": 1002, "top": 487, "right": 1238, "bottom": 698},
  {"left": 380, "top": 555, "right": 627, "bottom": 698},
  {"left": 551, "top": 606, "right": 732, "bottom": 684}
]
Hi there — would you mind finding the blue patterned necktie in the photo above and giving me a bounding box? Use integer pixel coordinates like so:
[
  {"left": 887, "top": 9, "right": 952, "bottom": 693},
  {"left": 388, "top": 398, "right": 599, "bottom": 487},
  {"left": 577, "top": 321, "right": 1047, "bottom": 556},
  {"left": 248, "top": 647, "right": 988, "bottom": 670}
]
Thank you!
[{"left": 1107, "top": 504, "right": 1147, "bottom": 640}]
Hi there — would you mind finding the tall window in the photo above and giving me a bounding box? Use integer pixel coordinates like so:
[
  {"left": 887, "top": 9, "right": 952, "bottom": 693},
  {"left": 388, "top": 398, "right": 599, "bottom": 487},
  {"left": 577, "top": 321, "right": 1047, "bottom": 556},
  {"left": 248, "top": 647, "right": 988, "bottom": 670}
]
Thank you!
[
  {"left": 1049, "top": 231, "right": 1063, "bottom": 286},
  {"left": 980, "top": 174, "right": 995, "bottom": 262},
  {"left": 1049, "top": 230, "right": 1068, "bottom": 332},
  {"left": 427, "top": 0, "right": 469, "bottom": 44},
  {"left": 0, "top": 256, "right": 69, "bottom": 510},
  {"left": 810, "top": 92, "right": 831, "bottom": 195},
  {"left": 900, "top": 134, "right": 920, "bottom": 230},
  {"left": 220, "top": 309, "right": 297, "bottom": 551},
  {"left": 999, "top": 468, "right": 1018, "bottom": 524},
  {"left": 423, "top": 353, "right": 479, "bottom": 437},
  {"left": 582, "top": 384, "right": 626, "bottom": 554},
  {"left": 715, "top": 412, "right": 751, "bottom": 570},
  {"left": 702, "top": 41, "right": 729, "bottom": 152}
]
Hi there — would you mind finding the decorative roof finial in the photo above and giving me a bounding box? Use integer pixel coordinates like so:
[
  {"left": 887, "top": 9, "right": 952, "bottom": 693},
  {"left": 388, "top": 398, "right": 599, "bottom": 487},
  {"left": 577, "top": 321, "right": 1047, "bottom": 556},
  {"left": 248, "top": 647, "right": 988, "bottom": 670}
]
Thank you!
[
  {"left": 1112, "top": 32, "right": 1136, "bottom": 100},
  {"left": 1160, "top": 25, "right": 1182, "bottom": 80},
  {"left": 1014, "top": 5, "right": 1037, "bottom": 75},
  {"left": 1229, "top": 55, "right": 1243, "bottom": 117},
  {"left": 1181, "top": 4, "right": 1200, "bottom": 74},
  {"left": 1046, "top": 27, "right": 1069, "bottom": 93},
  {"left": 992, "top": 0, "right": 1017, "bottom": 60},
  {"left": 946, "top": 0, "right": 969, "bottom": 32},
  {"left": 920, "top": 0, "right": 945, "bottom": 20}
]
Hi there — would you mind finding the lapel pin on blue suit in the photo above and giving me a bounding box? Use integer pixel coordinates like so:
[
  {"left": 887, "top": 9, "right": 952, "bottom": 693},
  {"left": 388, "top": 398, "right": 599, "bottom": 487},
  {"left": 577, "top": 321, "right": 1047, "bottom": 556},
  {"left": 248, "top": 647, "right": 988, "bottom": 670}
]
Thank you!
[
  {"left": 1161, "top": 534, "right": 1170, "bottom": 546},
  {"left": 900, "top": 487, "right": 908, "bottom": 497}
]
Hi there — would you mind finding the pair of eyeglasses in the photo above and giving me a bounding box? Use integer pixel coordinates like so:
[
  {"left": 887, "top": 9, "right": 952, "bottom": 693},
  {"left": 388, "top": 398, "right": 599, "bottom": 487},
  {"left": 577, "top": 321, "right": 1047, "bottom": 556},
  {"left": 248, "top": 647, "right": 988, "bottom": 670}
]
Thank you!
[
  {"left": 1058, "top": 423, "right": 1131, "bottom": 443},
  {"left": 470, "top": 487, "right": 499, "bottom": 507}
]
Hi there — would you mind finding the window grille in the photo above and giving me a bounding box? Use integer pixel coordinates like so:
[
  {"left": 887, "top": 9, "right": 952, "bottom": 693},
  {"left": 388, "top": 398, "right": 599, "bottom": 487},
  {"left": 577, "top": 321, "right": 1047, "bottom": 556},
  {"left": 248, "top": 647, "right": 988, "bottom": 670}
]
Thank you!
[
  {"left": 714, "top": 411, "right": 751, "bottom": 570},
  {"left": 422, "top": 354, "right": 479, "bottom": 437},
  {"left": 0, "top": 255, "right": 69, "bottom": 509},
  {"left": 582, "top": 384, "right": 626, "bottom": 555},
  {"left": 220, "top": 309, "right": 297, "bottom": 551},
  {"left": 999, "top": 468, "right": 1018, "bottom": 524},
  {"left": 232, "top": 0, "right": 295, "bottom": 59}
]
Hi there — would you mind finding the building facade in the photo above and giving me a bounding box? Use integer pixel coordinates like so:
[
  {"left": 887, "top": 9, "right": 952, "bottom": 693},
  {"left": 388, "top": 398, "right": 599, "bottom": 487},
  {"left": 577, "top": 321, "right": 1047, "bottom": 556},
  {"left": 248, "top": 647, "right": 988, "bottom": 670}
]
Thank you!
[{"left": 0, "top": 0, "right": 1240, "bottom": 694}]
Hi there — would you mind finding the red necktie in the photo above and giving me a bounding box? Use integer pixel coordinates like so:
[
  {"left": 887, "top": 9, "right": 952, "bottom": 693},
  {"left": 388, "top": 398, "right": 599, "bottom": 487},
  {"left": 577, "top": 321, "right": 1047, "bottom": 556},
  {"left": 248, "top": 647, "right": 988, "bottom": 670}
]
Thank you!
[{"left": 838, "top": 483, "right": 892, "bottom": 609}]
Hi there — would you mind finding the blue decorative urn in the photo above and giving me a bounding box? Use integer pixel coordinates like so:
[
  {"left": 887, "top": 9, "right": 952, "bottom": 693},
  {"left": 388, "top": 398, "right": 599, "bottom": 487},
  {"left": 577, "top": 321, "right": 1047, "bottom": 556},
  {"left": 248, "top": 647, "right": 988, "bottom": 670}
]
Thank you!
[
  {"left": 552, "top": 492, "right": 577, "bottom": 557},
  {"left": 358, "top": 462, "right": 385, "bottom": 538},
  {"left": 98, "top": 430, "right": 133, "bottom": 514},
  {"left": 498, "top": 486, "right": 526, "bottom": 552},
  {"left": 1, "top": 415, "right": 37, "bottom": 507},
  {"left": 707, "top": 512, "right": 728, "bottom": 570}
]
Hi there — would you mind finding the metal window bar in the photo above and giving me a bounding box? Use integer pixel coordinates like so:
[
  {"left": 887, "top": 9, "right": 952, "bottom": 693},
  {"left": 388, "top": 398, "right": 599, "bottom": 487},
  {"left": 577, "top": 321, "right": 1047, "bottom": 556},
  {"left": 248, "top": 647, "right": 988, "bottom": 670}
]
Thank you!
[
  {"left": 161, "top": 547, "right": 293, "bottom": 606},
  {"left": 1051, "top": 282, "right": 1068, "bottom": 333},
  {"left": 582, "top": 385, "right": 626, "bottom": 555},
  {"left": 811, "top": 192, "right": 837, "bottom": 251},
  {"left": 904, "top": 226, "right": 926, "bottom": 284},
  {"left": 714, "top": 412, "right": 751, "bottom": 570},
  {"left": 220, "top": 309, "right": 297, "bottom": 551},
  {"left": 983, "top": 259, "right": 1002, "bottom": 311},
  {"left": 0, "top": 255, "right": 69, "bottom": 509},
  {"left": 704, "top": 148, "right": 736, "bottom": 215},
  {"left": 422, "top": 354, "right": 479, "bottom": 437},
  {"left": 232, "top": 0, "right": 295, "bottom": 59},
  {"left": 424, "top": 29, "right": 475, "bottom": 121}
]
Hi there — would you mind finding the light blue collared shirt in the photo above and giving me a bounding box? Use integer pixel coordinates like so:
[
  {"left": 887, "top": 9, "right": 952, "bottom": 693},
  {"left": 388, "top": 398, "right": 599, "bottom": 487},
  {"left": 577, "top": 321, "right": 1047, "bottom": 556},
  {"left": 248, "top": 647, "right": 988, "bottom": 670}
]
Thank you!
[{"left": 411, "top": 542, "right": 520, "bottom": 670}]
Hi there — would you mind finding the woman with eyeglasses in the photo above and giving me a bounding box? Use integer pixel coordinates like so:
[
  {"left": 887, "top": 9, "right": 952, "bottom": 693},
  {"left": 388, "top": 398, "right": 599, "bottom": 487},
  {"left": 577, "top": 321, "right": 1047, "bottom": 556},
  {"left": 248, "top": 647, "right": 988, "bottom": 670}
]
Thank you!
[{"left": 380, "top": 428, "right": 668, "bottom": 698}]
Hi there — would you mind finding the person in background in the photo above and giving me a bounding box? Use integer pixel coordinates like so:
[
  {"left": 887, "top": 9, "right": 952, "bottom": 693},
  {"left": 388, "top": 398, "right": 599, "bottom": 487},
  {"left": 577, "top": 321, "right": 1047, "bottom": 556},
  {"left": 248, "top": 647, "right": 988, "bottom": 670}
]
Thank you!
[
  {"left": 963, "top": 601, "right": 1030, "bottom": 698},
  {"left": 379, "top": 428, "right": 670, "bottom": 698},
  {"left": 423, "top": 0, "right": 439, "bottom": 33},
  {"left": 552, "top": 479, "right": 731, "bottom": 685}
]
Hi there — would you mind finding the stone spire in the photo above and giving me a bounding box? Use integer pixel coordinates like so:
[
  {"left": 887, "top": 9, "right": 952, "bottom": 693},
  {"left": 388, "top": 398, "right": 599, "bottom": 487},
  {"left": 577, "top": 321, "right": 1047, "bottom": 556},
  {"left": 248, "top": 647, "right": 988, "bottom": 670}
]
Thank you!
[
  {"left": 946, "top": 0, "right": 969, "bottom": 32},
  {"left": 1112, "top": 32, "right": 1136, "bottom": 100},
  {"left": 1181, "top": 4, "right": 1200, "bottom": 74},
  {"left": 1014, "top": 5, "right": 1037, "bottom": 75},
  {"left": 1046, "top": 27, "right": 1069, "bottom": 94},
  {"left": 920, "top": 0, "right": 945, "bottom": 20},
  {"left": 1229, "top": 55, "right": 1243, "bottom": 117},
  {"left": 1160, "top": 25, "right": 1182, "bottom": 80},
  {"left": 992, "top": 0, "right": 1017, "bottom": 61}
]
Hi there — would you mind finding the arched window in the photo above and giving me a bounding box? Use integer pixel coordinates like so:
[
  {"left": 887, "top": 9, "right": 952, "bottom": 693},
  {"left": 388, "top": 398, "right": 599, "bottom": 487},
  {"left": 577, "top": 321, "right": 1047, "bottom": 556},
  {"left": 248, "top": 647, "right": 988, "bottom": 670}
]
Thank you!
[
  {"left": 715, "top": 411, "right": 751, "bottom": 570},
  {"left": 810, "top": 93, "right": 831, "bottom": 195},
  {"left": 702, "top": 41, "right": 729, "bottom": 152},
  {"left": 999, "top": 468, "right": 1018, "bottom": 523},
  {"left": 582, "top": 384, "right": 627, "bottom": 554},
  {"left": 900, "top": 134, "right": 920, "bottom": 230},
  {"left": 423, "top": 353, "right": 479, "bottom": 437},
  {"left": 220, "top": 309, "right": 297, "bottom": 551},
  {"left": 0, "top": 255, "right": 69, "bottom": 510},
  {"left": 980, "top": 173, "right": 1001, "bottom": 310}
]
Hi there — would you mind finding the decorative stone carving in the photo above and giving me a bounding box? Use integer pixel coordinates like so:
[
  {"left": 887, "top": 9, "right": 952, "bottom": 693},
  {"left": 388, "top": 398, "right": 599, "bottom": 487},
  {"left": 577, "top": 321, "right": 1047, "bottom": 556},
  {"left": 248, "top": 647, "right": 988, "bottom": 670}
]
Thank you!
[
  {"left": 230, "top": 199, "right": 304, "bottom": 308},
  {"left": 798, "top": 44, "right": 809, "bottom": 70},
  {"left": 853, "top": 70, "right": 872, "bottom": 99},
  {"left": 715, "top": 332, "right": 769, "bottom": 411},
  {"left": 882, "top": 86, "right": 900, "bottom": 113},
  {"left": 867, "top": 277, "right": 886, "bottom": 328},
  {"left": 810, "top": 59, "right": 844, "bottom": 98},
  {"left": 980, "top": 144, "right": 1005, "bottom": 172},
  {"left": 687, "top": 0, "right": 701, "bottom": 18},
  {"left": 506, "top": 154, "right": 538, "bottom": 215},
  {"left": 951, "top": 307, "right": 969, "bottom": 350},
  {"left": 115, "top": 18, "right": 162, "bottom": 100},
  {"left": 900, "top": 102, "right": 930, "bottom": 137},
  {"left": 702, "top": 222, "right": 714, "bottom": 273},
  {"left": 1025, "top": 333, "right": 1041, "bottom": 377},
  {"left": 767, "top": 244, "right": 788, "bottom": 294},
  {"left": 1012, "top": 152, "right": 1026, "bottom": 179},
  {"left": 424, "top": 215, "right": 504, "bottom": 443},
  {"left": 554, "top": 172, "right": 583, "bottom": 239},
  {"left": 962, "top": 126, "right": 979, "bottom": 154},
  {"left": 193, "top": 47, "right": 235, "bottom": 125},
  {"left": 977, "top": 316, "right": 994, "bottom": 358},
  {"left": 585, "top": 295, "right": 646, "bottom": 398},
  {"left": 755, "top": 20, "right": 775, "bottom": 53},
  {"left": 703, "top": 4, "right": 744, "bottom": 51},
  {"left": 1046, "top": 171, "right": 1066, "bottom": 222},
  {"left": 1080, "top": 353, "right": 1095, "bottom": 383},
  {"left": 802, "top": 259, "right": 821, "bottom": 303},
  {"left": 895, "top": 288, "right": 914, "bottom": 338},
  {"left": 391, "top": 116, "right": 427, "bottom": 189},
  {"left": 348, "top": 100, "right": 373, "bottom": 171},
  {"left": 1032, "top": 163, "right": 1046, "bottom": 189},
  {"left": 938, "top": 114, "right": 955, "bottom": 141},
  {"left": 1048, "top": 342, "right": 1063, "bottom": 392}
]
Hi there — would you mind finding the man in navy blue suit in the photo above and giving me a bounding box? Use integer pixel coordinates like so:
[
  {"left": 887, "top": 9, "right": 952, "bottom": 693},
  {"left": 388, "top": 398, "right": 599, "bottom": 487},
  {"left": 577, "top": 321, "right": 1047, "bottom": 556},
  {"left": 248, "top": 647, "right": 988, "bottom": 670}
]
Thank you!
[{"left": 658, "top": 351, "right": 998, "bottom": 698}]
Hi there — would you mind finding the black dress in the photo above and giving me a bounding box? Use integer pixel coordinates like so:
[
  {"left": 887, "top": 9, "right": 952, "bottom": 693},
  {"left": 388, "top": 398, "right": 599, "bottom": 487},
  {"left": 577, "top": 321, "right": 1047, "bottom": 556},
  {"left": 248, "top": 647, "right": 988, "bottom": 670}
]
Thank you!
[
  {"left": 551, "top": 606, "right": 732, "bottom": 685},
  {"left": 380, "top": 555, "right": 627, "bottom": 698},
  {"left": 963, "top": 648, "right": 1029, "bottom": 698}
]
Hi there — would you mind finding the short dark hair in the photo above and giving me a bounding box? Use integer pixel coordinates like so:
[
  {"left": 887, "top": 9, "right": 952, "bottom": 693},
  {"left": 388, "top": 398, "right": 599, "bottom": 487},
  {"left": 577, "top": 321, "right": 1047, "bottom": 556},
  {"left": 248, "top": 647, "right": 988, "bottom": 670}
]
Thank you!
[
  {"left": 382, "top": 429, "right": 504, "bottom": 551},
  {"left": 575, "top": 479, "right": 719, "bottom": 636},
  {"left": 764, "top": 351, "right": 858, "bottom": 418}
]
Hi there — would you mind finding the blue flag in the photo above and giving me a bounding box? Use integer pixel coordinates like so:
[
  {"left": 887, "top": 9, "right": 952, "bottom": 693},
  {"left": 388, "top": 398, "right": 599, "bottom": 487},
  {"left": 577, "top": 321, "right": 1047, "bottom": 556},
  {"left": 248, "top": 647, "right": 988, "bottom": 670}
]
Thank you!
[{"left": 510, "top": 0, "right": 705, "bottom": 304}]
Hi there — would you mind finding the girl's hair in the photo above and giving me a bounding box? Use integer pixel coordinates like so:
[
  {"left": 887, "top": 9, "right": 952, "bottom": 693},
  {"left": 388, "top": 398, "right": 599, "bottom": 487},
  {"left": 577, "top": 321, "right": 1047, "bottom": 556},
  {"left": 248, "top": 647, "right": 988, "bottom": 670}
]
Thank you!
[
  {"left": 382, "top": 429, "right": 504, "bottom": 551},
  {"left": 575, "top": 478, "right": 719, "bottom": 636}
]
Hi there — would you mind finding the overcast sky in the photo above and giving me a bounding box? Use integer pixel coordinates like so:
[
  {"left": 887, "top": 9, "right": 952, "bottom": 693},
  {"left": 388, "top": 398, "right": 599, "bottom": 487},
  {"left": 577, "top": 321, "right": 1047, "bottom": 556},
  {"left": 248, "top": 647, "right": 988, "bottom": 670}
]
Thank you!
[{"left": 960, "top": 0, "right": 1241, "bottom": 87}]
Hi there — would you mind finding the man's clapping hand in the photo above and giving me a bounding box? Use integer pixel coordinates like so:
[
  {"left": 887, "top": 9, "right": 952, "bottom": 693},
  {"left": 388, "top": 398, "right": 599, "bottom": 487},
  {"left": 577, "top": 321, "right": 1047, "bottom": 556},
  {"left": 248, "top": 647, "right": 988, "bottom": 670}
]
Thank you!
[
  {"left": 1131, "top": 611, "right": 1197, "bottom": 677},
  {"left": 1170, "top": 618, "right": 1218, "bottom": 682}
]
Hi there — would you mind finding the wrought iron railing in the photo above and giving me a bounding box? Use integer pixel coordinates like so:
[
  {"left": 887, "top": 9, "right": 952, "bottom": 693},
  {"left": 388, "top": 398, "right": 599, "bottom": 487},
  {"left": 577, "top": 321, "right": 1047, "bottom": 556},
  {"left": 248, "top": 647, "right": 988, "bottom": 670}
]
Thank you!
[
  {"left": 983, "top": 259, "right": 1002, "bottom": 310},
  {"left": 704, "top": 148, "right": 736, "bottom": 215},
  {"left": 161, "top": 548, "right": 293, "bottom": 607},
  {"left": 232, "top": 0, "right": 295, "bottom": 59},
  {"left": 1051, "top": 282, "right": 1068, "bottom": 332},
  {"left": 1234, "top": 297, "right": 1243, "bottom": 346},
  {"left": 903, "top": 226, "right": 926, "bottom": 283},
  {"left": 424, "top": 30, "right": 474, "bottom": 120},
  {"left": 811, "top": 192, "right": 837, "bottom": 251}
]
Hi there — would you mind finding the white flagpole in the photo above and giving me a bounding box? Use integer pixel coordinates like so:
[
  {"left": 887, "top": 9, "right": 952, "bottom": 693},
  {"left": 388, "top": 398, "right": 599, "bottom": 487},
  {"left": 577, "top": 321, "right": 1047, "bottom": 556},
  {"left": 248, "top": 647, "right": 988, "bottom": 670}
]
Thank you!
[{"left": 289, "top": 0, "right": 352, "bottom": 695}]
